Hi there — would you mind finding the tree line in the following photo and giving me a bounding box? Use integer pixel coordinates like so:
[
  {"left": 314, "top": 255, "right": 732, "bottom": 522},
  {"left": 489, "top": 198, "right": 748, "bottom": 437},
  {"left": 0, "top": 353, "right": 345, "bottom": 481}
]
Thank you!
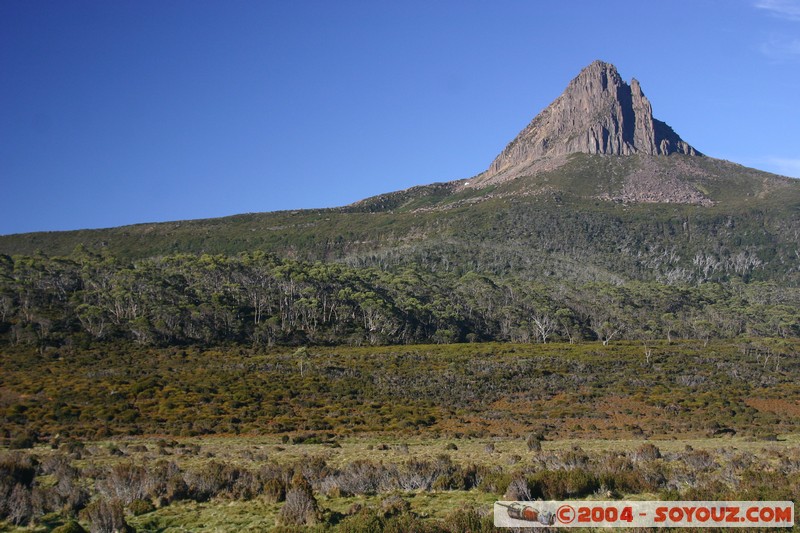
[{"left": 0, "top": 249, "right": 797, "bottom": 348}]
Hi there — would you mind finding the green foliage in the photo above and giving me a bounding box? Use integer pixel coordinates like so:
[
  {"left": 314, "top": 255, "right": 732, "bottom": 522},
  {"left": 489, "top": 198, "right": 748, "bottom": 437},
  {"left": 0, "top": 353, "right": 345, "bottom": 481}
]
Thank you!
[
  {"left": 0, "top": 251, "right": 797, "bottom": 349},
  {"left": 0, "top": 156, "right": 796, "bottom": 531},
  {"left": 528, "top": 468, "right": 599, "bottom": 499},
  {"left": 0, "top": 155, "right": 797, "bottom": 353},
  {"left": 437, "top": 507, "right": 495, "bottom": 533},
  {"left": 8, "top": 434, "right": 35, "bottom": 450},
  {"left": 336, "top": 509, "right": 386, "bottom": 533},
  {"left": 52, "top": 521, "right": 88, "bottom": 533},
  {"left": 127, "top": 498, "right": 154, "bottom": 516}
]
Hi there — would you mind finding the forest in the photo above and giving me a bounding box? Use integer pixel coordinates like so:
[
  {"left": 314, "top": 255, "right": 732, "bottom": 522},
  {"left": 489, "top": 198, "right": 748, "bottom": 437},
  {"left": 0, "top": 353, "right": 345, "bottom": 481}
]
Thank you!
[{"left": 1, "top": 249, "right": 798, "bottom": 349}]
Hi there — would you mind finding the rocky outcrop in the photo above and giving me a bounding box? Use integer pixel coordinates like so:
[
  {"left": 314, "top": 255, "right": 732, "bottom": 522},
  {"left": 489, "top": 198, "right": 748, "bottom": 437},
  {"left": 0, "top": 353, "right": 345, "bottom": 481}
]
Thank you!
[
  {"left": 597, "top": 156, "right": 714, "bottom": 206},
  {"left": 482, "top": 61, "right": 699, "bottom": 183}
]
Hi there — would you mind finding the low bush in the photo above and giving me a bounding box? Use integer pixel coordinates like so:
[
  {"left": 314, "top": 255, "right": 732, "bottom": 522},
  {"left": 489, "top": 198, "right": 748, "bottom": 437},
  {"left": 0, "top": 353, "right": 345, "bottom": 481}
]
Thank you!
[
  {"left": 278, "top": 487, "right": 319, "bottom": 526},
  {"left": 82, "top": 498, "right": 131, "bottom": 533},
  {"left": 52, "top": 520, "right": 88, "bottom": 533},
  {"left": 525, "top": 432, "right": 544, "bottom": 452},
  {"left": 477, "top": 467, "right": 512, "bottom": 495},
  {"left": 529, "top": 468, "right": 599, "bottom": 499},
  {"left": 633, "top": 443, "right": 662, "bottom": 462},
  {"left": 438, "top": 507, "right": 495, "bottom": 533},
  {"left": 334, "top": 460, "right": 388, "bottom": 495},
  {"left": 504, "top": 476, "right": 531, "bottom": 500},
  {"left": 97, "top": 462, "right": 149, "bottom": 504},
  {"left": 379, "top": 494, "right": 410, "bottom": 518},
  {"left": 9, "top": 433, "right": 36, "bottom": 450},
  {"left": 127, "top": 498, "right": 155, "bottom": 515}
]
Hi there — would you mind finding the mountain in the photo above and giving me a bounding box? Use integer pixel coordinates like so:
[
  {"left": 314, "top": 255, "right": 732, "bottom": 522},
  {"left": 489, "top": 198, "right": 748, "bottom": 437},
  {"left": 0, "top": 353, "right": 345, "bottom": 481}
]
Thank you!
[
  {"left": 1, "top": 61, "right": 798, "bottom": 349},
  {"left": 351, "top": 61, "right": 794, "bottom": 212},
  {"left": 477, "top": 60, "right": 699, "bottom": 186},
  {"left": 0, "top": 61, "right": 798, "bottom": 286}
]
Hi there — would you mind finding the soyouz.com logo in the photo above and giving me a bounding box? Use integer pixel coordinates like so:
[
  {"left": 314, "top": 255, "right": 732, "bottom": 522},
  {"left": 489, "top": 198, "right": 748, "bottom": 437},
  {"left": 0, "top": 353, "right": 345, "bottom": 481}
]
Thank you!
[{"left": 494, "top": 501, "right": 795, "bottom": 528}]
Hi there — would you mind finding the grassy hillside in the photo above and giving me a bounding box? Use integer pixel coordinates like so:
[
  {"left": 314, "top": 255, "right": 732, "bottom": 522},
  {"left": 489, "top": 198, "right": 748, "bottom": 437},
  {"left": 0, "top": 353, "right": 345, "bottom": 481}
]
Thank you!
[{"left": 2, "top": 155, "right": 798, "bottom": 288}]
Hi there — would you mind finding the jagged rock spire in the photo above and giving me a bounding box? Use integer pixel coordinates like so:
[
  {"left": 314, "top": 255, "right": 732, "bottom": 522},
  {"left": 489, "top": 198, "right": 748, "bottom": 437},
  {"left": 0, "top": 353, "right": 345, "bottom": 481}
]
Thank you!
[{"left": 486, "top": 61, "right": 699, "bottom": 178}]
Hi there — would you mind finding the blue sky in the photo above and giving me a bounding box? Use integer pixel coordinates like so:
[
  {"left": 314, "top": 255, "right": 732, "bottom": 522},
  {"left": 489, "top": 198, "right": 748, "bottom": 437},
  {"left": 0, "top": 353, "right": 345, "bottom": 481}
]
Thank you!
[{"left": 1, "top": 0, "right": 799, "bottom": 235}]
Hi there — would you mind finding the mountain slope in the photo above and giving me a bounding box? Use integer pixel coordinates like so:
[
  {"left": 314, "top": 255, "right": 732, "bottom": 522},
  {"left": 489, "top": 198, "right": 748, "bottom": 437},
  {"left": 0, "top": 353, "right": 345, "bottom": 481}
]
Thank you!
[{"left": 0, "top": 61, "right": 798, "bottom": 287}]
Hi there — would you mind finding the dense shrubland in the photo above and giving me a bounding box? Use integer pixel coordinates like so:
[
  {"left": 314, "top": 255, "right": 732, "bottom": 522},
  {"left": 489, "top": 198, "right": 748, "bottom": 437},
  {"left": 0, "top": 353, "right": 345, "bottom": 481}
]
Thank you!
[
  {"left": 1, "top": 250, "right": 797, "bottom": 348},
  {"left": 1, "top": 341, "right": 797, "bottom": 441}
]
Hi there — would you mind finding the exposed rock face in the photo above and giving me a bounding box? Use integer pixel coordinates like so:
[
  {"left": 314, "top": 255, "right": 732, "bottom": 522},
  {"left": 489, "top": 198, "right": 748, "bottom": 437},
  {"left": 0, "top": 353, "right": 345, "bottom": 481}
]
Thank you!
[{"left": 483, "top": 61, "right": 700, "bottom": 182}]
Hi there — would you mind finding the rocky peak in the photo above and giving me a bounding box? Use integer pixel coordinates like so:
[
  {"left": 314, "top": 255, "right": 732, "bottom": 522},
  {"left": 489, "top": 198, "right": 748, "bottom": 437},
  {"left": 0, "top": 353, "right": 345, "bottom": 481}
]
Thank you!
[{"left": 484, "top": 60, "right": 699, "bottom": 181}]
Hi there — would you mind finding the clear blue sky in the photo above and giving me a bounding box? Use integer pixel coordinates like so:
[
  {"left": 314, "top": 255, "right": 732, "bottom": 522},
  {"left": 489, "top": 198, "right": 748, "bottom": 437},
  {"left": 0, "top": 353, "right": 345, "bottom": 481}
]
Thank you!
[{"left": 2, "top": 0, "right": 799, "bottom": 235}]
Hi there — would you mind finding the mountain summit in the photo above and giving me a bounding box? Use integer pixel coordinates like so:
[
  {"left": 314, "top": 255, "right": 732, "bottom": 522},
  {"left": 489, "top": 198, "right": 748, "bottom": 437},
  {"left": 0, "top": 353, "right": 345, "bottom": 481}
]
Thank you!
[{"left": 480, "top": 60, "right": 700, "bottom": 184}]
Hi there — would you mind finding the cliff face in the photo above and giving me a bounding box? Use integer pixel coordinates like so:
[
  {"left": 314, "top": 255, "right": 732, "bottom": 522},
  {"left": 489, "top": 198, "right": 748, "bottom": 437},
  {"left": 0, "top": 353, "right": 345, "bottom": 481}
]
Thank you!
[{"left": 483, "top": 61, "right": 699, "bottom": 182}]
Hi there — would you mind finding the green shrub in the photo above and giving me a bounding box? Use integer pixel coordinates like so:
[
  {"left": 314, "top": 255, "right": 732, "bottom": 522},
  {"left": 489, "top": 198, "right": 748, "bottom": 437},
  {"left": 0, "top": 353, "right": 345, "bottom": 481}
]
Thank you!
[
  {"left": 504, "top": 476, "right": 532, "bottom": 500},
  {"left": 8, "top": 434, "right": 35, "bottom": 450},
  {"left": 633, "top": 443, "right": 661, "bottom": 461},
  {"left": 439, "top": 507, "right": 494, "bottom": 533},
  {"left": 52, "top": 520, "right": 88, "bottom": 533},
  {"left": 0, "top": 454, "right": 37, "bottom": 486},
  {"left": 128, "top": 498, "right": 155, "bottom": 516},
  {"left": 380, "top": 494, "right": 410, "bottom": 518},
  {"left": 336, "top": 508, "right": 385, "bottom": 533},
  {"left": 382, "top": 513, "right": 436, "bottom": 533},
  {"left": 477, "top": 468, "right": 511, "bottom": 495},
  {"left": 62, "top": 440, "right": 86, "bottom": 456},
  {"left": 529, "top": 468, "right": 599, "bottom": 499},
  {"left": 164, "top": 474, "right": 189, "bottom": 503}
]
